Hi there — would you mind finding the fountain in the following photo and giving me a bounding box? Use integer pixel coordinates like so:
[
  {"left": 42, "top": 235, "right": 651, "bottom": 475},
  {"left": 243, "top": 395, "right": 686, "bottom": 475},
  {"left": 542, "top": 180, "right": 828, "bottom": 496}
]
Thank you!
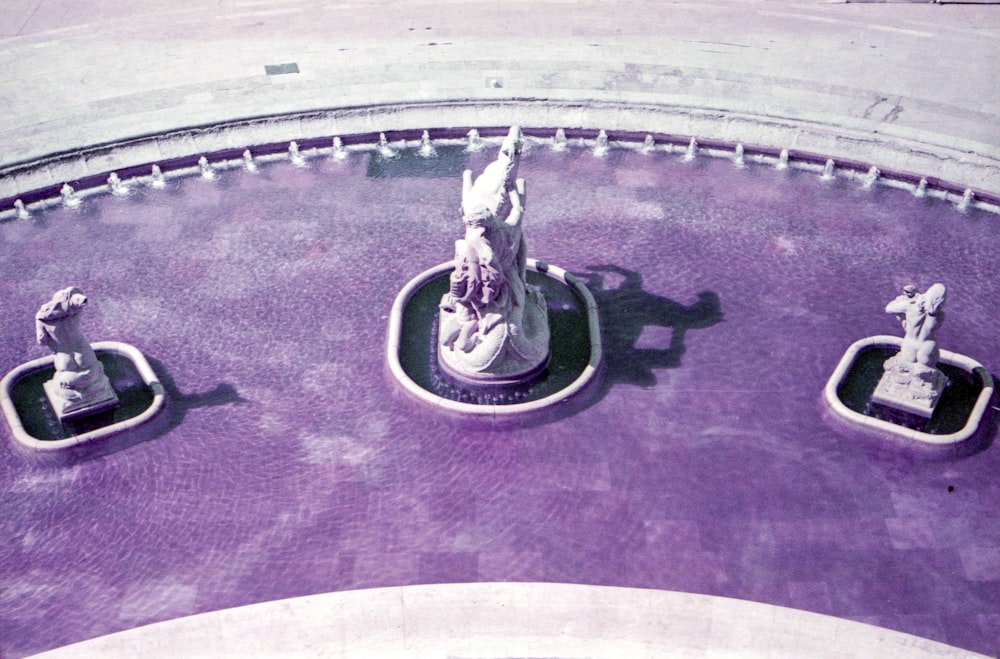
[
  {"left": 592, "top": 130, "right": 610, "bottom": 157},
  {"left": 243, "top": 149, "right": 258, "bottom": 172},
  {"left": 862, "top": 165, "right": 880, "bottom": 191},
  {"left": 871, "top": 284, "right": 950, "bottom": 418},
  {"left": 641, "top": 134, "right": 656, "bottom": 154},
  {"left": 1, "top": 288, "right": 166, "bottom": 453},
  {"left": 377, "top": 132, "right": 398, "bottom": 159},
  {"left": 3, "top": 127, "right": 999, "bottom": 658},
  {"left": 466, "top": 129, "right": 484, "bottom": 152},
  {"left": 387, "top": 127, "right": 601, "bottom": 415},
  {"left": 914, "top": 177, "right": 928, "bottom": 197},
  {"left": 60, "top": 183, "right": 80, "bottom": 209},
  {"left": 821, "top": 159, "right": 836, "bottom": 181},
  {"left": 732, "top": 143, "right": 745, "bottom": 168},
  {"left": 199, "top": 156, "right": 215, "bottom": 180},
  {"left": 331, "top": 136, "right": 347, "bottom": 161},
  {"left": 289, "top": 141, "right": 306, "bottom": 167},
  {"left": 35, "top": 287, "right": 119, "bottom": 423},
  {"left": 957, "top": 188, "right": 974, "bottom": 212},
  {"left": 683, "top": 137, "right": 698, "bottom": 161},
  {"left": 418, "top": 130, "right": 437, "bottom": 158},
  {"left": 551, "top": 128, "right": 567, "bottom": 151},
  {"left": 14, "top": 198, "right": 30, "bottom": 219},
  {"left": 107, "top": 172, "right": 129, "bottom": 196},
  {"left": 776, "top": 148, "right": 789, "bottom": 170},
  {"left": 149, "top": 164, "right": 166, "bottom": 188},
  {"left": 823, "top": 283, "right": 994, "bottom": 450}
]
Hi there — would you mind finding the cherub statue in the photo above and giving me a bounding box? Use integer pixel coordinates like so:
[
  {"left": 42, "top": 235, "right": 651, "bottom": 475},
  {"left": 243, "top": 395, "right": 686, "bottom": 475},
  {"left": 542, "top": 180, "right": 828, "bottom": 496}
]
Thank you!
[
  {"left": 878, "top": 283, "right": 949, "bottom": 406},
  {"left": 36, "top": 287, "right": 118, "bottom": 419}
]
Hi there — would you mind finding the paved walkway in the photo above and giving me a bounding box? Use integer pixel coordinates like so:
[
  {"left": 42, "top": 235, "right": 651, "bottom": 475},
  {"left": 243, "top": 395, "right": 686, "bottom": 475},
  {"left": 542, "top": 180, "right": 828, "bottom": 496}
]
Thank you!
[{"left": 1, "top": 0, "right": 998, "bottom": 200}]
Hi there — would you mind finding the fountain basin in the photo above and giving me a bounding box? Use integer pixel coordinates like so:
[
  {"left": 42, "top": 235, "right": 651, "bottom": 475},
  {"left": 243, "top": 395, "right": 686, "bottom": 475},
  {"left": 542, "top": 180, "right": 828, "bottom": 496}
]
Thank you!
[
  {"left": 823, "top": 335, "right": 994, "bottom": 449},
  {"left": 0, "top": 341, "right": 167, "bottom": 452},
  {"left": 387, "top": 258, "right": 601, "bottom": 420}
]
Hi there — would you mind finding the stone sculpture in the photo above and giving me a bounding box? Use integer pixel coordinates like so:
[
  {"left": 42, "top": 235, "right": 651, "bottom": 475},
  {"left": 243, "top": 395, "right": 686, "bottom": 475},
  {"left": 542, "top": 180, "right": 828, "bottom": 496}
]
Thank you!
[
  {"left": 438, "top": 126, "right": 550, "bottom": 384},
  {"left": 871, "top": 283, "right": 949, "bottom": 418},
  {"left": 36, "top": 287, "right": 119, "bottom": 421}
]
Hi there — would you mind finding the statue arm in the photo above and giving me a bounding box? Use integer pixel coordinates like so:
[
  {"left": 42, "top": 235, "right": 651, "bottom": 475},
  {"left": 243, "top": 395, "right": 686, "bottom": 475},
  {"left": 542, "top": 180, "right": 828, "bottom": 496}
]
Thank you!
[
  {"left": 506, "top": 179, "right": 526, "bottom": 228},
  {"left": 461, "top": 169, "right": 473, "bottom": 207}
]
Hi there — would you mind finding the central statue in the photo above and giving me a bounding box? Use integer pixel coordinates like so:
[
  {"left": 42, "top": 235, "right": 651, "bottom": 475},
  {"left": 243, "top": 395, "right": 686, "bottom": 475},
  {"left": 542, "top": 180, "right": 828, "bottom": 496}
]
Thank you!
[{"left": 438, "top": 127, "right": 550, "bottom": 384}]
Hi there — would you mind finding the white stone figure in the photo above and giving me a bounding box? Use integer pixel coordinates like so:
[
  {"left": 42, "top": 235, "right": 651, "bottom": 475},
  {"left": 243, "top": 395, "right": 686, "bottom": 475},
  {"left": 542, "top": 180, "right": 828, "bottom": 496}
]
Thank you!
[
  {"left": 35, "top": 287, "right": 119, "bottom": 421},
  {"left": 641, "top": 134, "right": 656, "bottom": 154},
  {"left": 438, "top": 126, "right": 550, "bottom": 384},
  {"left": 872, "top": 283, "right": 949, "bottom": 418}
]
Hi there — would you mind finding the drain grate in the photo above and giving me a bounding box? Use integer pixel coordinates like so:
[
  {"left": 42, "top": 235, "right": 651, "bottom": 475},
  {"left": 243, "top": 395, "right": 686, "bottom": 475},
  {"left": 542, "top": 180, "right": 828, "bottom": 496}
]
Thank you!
[{"left": 264, "top": 62, "right": 300, "bottom": 76}]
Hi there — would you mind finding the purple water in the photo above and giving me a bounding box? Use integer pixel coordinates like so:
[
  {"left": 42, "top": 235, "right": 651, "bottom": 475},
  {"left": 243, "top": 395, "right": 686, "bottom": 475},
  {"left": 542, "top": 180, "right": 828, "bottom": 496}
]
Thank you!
[{"left": 2, "top": 144, "right": 998, "bottom": 657}]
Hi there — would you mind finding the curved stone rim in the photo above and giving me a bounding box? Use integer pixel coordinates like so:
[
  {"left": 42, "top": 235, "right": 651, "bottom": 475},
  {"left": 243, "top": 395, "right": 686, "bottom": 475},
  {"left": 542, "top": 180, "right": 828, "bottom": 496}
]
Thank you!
[
  {"left": 822, "top": 335, "right": 995, "bottom": 447},
  {"left": 29, "top": 582, "right": 985, "bottom": 659},
  {"left": 0, "top": 341, "right": 167, "bottom": 451},
  {"left": 3, "top": 106, "right": 998, "bottom": 219},
  {"left": 387, "top": 258, "right": 602, "bottom": 419}
]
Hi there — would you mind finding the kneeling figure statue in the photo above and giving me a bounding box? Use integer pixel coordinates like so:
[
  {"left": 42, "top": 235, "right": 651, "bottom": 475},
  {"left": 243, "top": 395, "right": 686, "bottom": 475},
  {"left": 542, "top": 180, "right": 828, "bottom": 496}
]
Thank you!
[
  {"left": 872, "top": 283, "right": 949, "bottom": 418},
  {"left": 438, "top": 127, "right": 550, "bottom": 384},
  {"left": 36, "top": 287, "right": 119, "bottom": 421}
]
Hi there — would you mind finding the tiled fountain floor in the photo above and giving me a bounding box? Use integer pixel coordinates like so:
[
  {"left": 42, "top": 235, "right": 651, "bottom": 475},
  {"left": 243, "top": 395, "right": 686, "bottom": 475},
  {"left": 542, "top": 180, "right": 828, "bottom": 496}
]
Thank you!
[{"left": 1, "top": 145, "right": 998, "bottom": 657}]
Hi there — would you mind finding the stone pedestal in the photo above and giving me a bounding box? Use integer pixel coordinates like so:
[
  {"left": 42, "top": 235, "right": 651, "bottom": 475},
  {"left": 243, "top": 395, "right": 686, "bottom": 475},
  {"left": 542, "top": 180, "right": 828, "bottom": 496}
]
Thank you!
[
  {"left": 871, "top": 356, "right": 948, "bottom": 419},
  {"left": 43, "top": 373, "right": 119, "bottom": 422},
  {"left": 438, "top": 286, "right": 550, "bottom": 385}
]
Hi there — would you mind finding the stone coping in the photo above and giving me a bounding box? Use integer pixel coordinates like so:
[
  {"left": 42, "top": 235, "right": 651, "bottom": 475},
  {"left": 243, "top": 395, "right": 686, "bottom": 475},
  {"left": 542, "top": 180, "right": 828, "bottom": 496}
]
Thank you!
[
  {"left": 3, "top": 106, "right": 999, "bottom": 218},
  {"left": 386, "top": 258, "right": 602, "bottom": 421},
  {"left": 30, "top": 582, "right": 986, "bottom": 658},
  {"left": 822, "top": 335, "right": 995, "bottom": 449},
  {"left": 0, "top": 341, "right": 167, "bottom": 452}
]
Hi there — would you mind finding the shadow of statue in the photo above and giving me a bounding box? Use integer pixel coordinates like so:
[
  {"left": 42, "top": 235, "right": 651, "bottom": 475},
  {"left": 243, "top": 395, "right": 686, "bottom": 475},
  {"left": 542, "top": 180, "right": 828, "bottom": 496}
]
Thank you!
[
  {"left": 575, "top": 264, "right": 724, "bottom": 390},
  {"left": 147, "top": 356, "right": 248, "bottom": 424}
]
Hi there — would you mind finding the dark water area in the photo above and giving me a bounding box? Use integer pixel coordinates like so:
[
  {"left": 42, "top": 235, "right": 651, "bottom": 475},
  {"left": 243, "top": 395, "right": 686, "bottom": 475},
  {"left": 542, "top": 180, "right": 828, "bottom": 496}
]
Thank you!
[{"left": 2, "top": 142, "right": 999, "bottom": 657}]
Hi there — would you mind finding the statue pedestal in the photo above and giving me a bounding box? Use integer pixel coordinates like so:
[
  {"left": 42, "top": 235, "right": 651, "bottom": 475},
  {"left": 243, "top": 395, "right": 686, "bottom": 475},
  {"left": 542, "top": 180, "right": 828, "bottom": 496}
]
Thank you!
[
  {"left": 43, "top": 377, "right": 119, "bottom": 422},
  {"left": 871, "top": 358, "right": 949, "bottom": 419},
  {"left": 439, "top": 287, "right": 550, "bottom": 386}
]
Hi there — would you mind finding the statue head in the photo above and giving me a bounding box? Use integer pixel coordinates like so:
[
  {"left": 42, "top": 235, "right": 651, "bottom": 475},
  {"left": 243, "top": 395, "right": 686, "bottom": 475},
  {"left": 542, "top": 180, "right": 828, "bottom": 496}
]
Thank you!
[
  {"left": 37, "top": 287, "right": 87, "bottom": 322},
  {"left": 36, "top": 286, "right": 88, "bottom": 346}
]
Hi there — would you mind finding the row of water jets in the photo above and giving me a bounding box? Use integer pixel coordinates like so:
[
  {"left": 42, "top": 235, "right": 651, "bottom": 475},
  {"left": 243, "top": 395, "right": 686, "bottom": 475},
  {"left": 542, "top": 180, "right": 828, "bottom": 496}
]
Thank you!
[{"left": 8, "top": 128, "right": 982, "bottom": 219}]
